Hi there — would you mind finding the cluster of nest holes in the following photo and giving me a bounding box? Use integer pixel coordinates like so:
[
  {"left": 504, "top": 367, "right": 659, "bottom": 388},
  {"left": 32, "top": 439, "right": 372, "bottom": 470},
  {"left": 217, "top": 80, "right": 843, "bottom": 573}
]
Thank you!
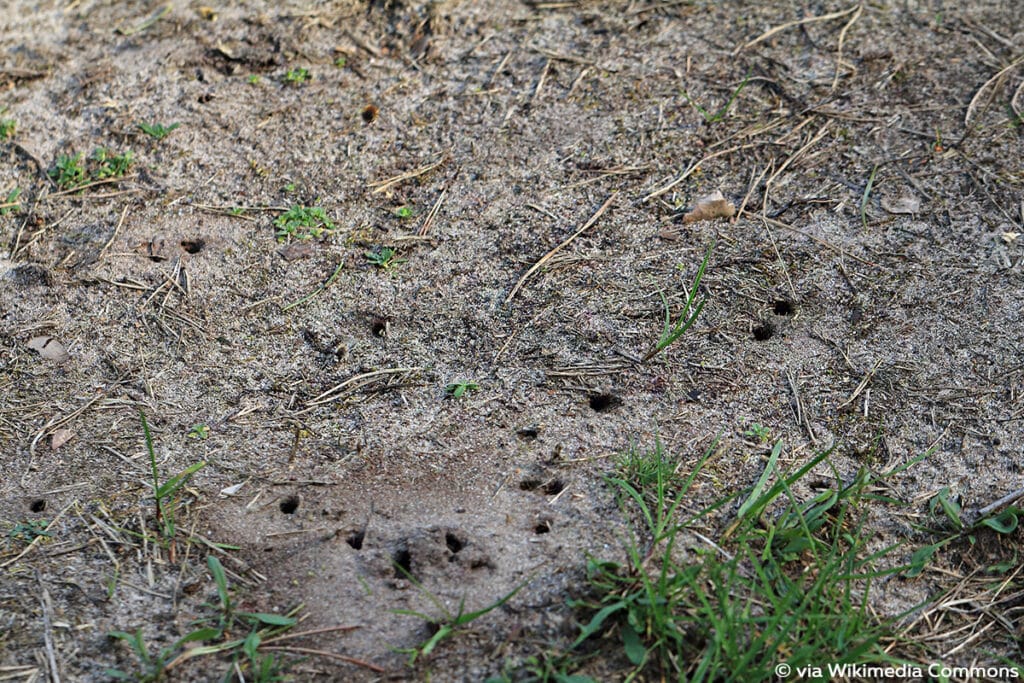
[
  {"left": 520, "top": 477, "right": 565, "bottom": 496},
  {"left": 589, "top": 393, "right": 621, "bottom": 412},
  {"left": 279, "top": 495, "right": 300, "bottom": 514},
  {"left": 751, "top": 299, "right": 796, "bottom": 341},
  {"left": 29, "top": 499, "right": 46, "bottom": 513}
]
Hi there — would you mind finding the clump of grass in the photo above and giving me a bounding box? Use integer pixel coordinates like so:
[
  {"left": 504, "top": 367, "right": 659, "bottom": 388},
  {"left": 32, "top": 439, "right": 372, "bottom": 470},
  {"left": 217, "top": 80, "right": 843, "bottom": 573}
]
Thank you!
[
  {"left": 0, "top": 118, "right": 15, "bottom": 139},
  {"left": 140, "top": 411, "right": 205, "bottom": 555},
  {"left": 137, "top": 121, "right": 180, "bottom": 140},
  {"left": 107, "top": 555, "right": 300, "bottom": 681},
  {"left": 50, "top": 153, "right": 86, "bottom": 189},
  {"left": 91, "top": 147, "right": 134, "bottom": 179},
  {"left": 49, "top": 147, "right": 134, "bottom": 189},
  {"left": 616, "top": 439, "right": 678, "bottom": 494},
  {"left": 570, "top": 439, "right": 917, "bottom": 681},
  {"left": 393, "top": 563, "right": 526, "bottom": 666},
  {"left": 274, "top": 205, "right": 336, "bottom": 242},
  {"left": 643, "top": 243, "right": 712, "bottom": 361}
]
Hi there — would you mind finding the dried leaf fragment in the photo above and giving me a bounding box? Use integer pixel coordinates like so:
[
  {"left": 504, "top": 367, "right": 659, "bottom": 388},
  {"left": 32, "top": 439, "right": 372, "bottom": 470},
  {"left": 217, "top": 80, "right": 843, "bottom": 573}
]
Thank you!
[
  {"left": 682, "top": 191, "right": 735, "bottom": 224},
  {"left": 278, "top": 241, "right": 315, "bottom": 261},
  {"left": 51, "top": 429, "right": 74, "bottom": 450},
  {"left": 28, "top": 335, "right": 70, "bottom": 362},
  {"left": 220, "top": 482, "right": 246, "bottom": 497}
]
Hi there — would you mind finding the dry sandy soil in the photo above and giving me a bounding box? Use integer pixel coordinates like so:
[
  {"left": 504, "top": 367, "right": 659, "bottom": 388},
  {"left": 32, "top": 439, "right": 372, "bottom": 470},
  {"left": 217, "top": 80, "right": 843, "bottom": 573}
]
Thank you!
[{"left": 2, "top": 0, "right": 1023, "bottom": 681}]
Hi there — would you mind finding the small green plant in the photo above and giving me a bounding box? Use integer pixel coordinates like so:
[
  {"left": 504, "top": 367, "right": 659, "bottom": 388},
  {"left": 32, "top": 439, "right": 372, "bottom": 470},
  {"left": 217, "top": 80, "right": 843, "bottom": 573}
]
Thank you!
[
  {"left": 247, "top": 74, "right": 261, "bottom": 85},
  {"left": 744, "top": 423, "right": 771, "bottom": 443},
  {"left": 682, "top": 72, "right": 750, "bottom": 124},
  {"left": 334, "top": 56, "right": 347, "bottom": 68},
  {"left": 643, "top": 243, "right": 712, "bottom": 361},
  {"left": 5, "top": 519, "right": 51, "bottom": 546},
  {"left": 487, "top": 651, "right": 597, "bottom": 683},
  {"left": 274, "top": 205, "right": 336, "bottom": 242},
  {"left": 1, "top": 187, "right": 21, "bottom": 215},
  {"left": 51, "top": 148, "right": 134, "bottom": 189},
  {"left": 860, "top": 164, "right": 878, "bottom": 229},
  {"left": 393, "top": 567, "right": 525, "bottom": 665},
  {"left": 445, "top": 380, "right": 479, "bottom": 398},
  {"left": 137, "top": 121, "right": 180, "bottom": 140},
  {"left": 0, "top": 118, "right": 15, "bottom": 139},
  {"left": 395, "top": 205, "right": 415, "bottom": 219},
  {"left": 91, "top": 147, "right": 134, "bottom": 179},
  {"left": 907, "top": 488, "right": 1023, "bottom": 576},
  {"left": 50, "top": 153, "right": 86, "bottom": 189},
  {"left": 140, "top": 411, "right": 206, "bottom": 546},
  {"left": 283, "top": 67, "right": 310, "bottom": 84},
  {"left": 365, "top": 246, "right": 406, "bottom": 270},
  {"left": 187, "top": 423, "right": 210, "bottom": 440},
  {"left": 107, "top": 627, "right": 219, "bottom": 682}
]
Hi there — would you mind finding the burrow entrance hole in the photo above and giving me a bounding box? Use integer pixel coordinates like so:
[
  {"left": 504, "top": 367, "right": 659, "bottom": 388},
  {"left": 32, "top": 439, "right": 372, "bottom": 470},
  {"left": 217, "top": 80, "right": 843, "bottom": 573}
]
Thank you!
[
  {"left": 445, "top": 532, "right": 465, "bottom": 554},
  {"left": 180, "top": 239, "right": 205, "bottom": 254},
  {"left": 279, "top": 496, "right": 300, "bottom": 514},
  {"left": 29, "top": 499, "right": 46, "bottom": 513},
  {"left": 773, "top": 299, "right": 795, "bottom": 316},
  {"left": 392, "top": 547, "right": 413, "bottom": 579},
  {"left": 520, "top": 478, "right": 565, "bottom": 496},
  {"left": 589, "top": 393, "right": 621, "bottom": 412},
  {"left": 753, "top": 323, "right": 774, "bottom": 341},
  {"left": 346, "top": 529, "right": 365, "bottom": 550}
]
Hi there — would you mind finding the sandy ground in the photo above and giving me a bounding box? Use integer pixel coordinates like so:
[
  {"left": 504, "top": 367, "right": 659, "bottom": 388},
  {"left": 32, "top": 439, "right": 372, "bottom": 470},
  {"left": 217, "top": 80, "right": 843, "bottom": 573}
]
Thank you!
[{"left": 2, "top": 0, "right": 1023, "bottom": 680}]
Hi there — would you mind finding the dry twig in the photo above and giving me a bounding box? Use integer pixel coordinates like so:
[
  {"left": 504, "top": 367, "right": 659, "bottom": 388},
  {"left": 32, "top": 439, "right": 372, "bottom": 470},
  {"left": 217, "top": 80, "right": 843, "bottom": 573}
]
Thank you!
[
  {"left": 734, "top": 5, "right": 861, "bottom": 55},
  {"left": 505, "top": 192, "right": 617, "bottom": 304}
]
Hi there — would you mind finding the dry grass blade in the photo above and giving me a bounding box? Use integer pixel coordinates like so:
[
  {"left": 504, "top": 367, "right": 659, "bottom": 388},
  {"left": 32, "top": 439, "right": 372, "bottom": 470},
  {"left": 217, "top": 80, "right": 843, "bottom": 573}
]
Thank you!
[
  {"left": 734, "top": 5, "right": 861, "bottom": 56},
  {"left": 417, "top": 186, "right": 447, "bottom": 236},
  {"left": 965, "top": 54, "right": 1024, "bottom": 127},
  {"left": 1012, "top": 79, "right": 1024, "bottom": 119},
  {"left": 368, "top": 154, "right": 448, "bottom": 195},
  {"left": 643, "top": 145, "right": 753, "bottom": 201},
  {"left": 302, "top": 367, "right": 426, "bottom": 409},
  {"left": 831, "top": 5, "right": 862, "bottom": 90},
  {"left": 260, "top": 646, "right": 386, "bottom": 672},
  {"left": 739, "top": 210, "right": 880, "bottom": 268},
  {"left": 504, "top": 192, "right": 617, "bottom": 305}
]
